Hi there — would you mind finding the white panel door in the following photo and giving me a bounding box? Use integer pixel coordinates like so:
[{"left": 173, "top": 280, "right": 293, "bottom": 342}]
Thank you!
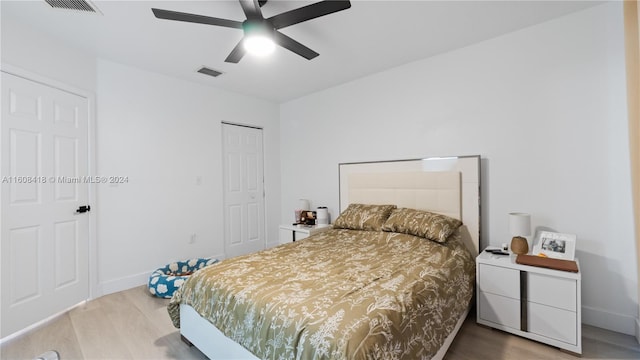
[
  {"left": 222, "top": 124, "right": 265, "bottom": 258},
  {"left": 1, "top": 72, "right": 90, "bottom": 338}
]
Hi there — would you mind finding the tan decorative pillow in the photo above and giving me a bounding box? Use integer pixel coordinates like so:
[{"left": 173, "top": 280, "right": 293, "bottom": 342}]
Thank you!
[
  {"left": 333, "top": 203, "right": 397, "bottom": 231},
  {"left": 381, "top": 207, "right": 462, "bottom": 243}
]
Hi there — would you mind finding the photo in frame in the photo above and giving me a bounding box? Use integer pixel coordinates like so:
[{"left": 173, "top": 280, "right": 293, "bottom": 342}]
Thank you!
[{"left": 532, "top": 230, "right": 576, "bottom": 260}]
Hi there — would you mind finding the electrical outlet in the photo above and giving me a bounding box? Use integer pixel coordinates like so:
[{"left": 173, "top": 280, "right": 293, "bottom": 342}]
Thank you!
[{"left": 189, "top": 233, "right": 196, "bottom": 244}]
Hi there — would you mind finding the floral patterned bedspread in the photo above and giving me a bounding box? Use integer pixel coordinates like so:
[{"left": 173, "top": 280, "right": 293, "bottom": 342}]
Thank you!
[{"left": 168, "top": 229, "right": 475, "bottom": 360}]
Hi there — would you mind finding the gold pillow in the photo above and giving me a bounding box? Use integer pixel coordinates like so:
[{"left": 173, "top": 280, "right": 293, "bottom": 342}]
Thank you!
[
  {"left": 381, "top": 207, "right": 462, "bottom": 243},
  {"left": 333, "top": 203, "right": 397, "bottom": 231}
]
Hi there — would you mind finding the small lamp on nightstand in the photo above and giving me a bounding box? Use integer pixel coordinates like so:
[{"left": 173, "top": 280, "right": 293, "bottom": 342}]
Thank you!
[{"left": 509, "top": 212, "right": 531, "bottom": 255}]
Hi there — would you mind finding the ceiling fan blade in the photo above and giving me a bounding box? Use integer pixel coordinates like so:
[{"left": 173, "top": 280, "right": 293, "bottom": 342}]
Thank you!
[
  {"left": 268, "top": 0, "right": 351, "bottom": 29},
  {"left": 152, "top": 8, "right": 243, "bottom": 29},
  {"left": 238, "top": 0, "right": 263, "bottom": 20},
  {"left": 225, "top": 39, "right": 247, "bottom": 63},
  {"left": 272, "top": 31, "right": 319, "bottom": 60}
]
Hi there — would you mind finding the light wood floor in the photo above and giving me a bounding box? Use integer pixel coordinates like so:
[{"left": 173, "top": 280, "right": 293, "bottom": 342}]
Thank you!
[{"left": 2, "top": 285, "right": 639, "bottom": 359}]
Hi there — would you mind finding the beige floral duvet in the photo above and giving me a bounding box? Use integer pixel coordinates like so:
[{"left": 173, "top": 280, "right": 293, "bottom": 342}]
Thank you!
[{"left": 168, "top": 229, "right": 475, "bottom": 360}]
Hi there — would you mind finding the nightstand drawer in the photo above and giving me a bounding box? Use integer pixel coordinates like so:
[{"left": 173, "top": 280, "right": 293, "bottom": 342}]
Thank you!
[
  {"left": 478, "top": 264, "right": 520, "bottom": 299},
  {"left": 528, "top": 273, "right": 576, "bottom": 312},
  {"left": 529, "top": 302, "right": 577, "bottom": 345},
  {"left": 478, "top": 291, "right": 520, "bottom": 330}
]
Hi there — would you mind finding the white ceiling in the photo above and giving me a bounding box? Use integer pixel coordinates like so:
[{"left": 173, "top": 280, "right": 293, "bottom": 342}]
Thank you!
[{"left": 2, "top": 0, "right": 601, "bottom": 103}]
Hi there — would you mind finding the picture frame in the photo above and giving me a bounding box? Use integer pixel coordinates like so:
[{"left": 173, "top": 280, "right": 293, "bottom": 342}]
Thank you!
[{"left": 532, "top": 231, "right": 576, "bottom": 260}]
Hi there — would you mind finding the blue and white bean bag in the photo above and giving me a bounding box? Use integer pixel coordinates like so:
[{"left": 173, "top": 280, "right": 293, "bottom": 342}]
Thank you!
[{"left": 148, "top": 257, "right": 218, "bottom": 298}]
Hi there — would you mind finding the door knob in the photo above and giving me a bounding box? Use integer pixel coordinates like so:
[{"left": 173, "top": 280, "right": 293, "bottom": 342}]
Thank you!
[{"left": 76, "top": 205, "right": 91, "bottom": 213}]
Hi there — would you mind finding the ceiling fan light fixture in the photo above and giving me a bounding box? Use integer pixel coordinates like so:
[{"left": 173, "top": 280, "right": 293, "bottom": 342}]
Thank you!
[
  {"left": 242, "top": 20, "right": 275, "bottom": 57},
  {"left": 244, "top": 35, "right": 275, "bottom": 57},
  {"left": 152, "top": 0, "right": 352, "bottom": 63}
]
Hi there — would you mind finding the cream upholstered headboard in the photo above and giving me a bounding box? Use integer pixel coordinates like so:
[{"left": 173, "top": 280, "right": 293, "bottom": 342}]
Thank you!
[
  {"left": 339, "top": 156, "right": 481, "bottom": 256},
  {"left": 346, "top": 172, "right": 461, "bottom": 220}
]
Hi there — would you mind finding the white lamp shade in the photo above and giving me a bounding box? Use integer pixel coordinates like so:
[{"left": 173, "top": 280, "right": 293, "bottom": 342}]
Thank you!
[
  {"left": 297, "top": 199, "right": 310, "bottom": 211},
  {"left": 509, "top": 212, "right": 531, "bottom": 236}
]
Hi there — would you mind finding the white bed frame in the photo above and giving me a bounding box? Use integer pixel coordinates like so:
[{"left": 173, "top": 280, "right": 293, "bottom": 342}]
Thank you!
[{"left": 180, "top": 155, "right": 481, "bottom": 359}]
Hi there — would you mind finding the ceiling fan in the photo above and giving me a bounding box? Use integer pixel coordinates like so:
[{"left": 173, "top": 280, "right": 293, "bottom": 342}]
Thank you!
[{"left": 152, "top": 0, "right": 351, "bottom": 63}]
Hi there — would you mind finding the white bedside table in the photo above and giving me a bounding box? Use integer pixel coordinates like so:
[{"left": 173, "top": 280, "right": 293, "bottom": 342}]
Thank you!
[
  {"left": 278, "top": 224, "right": 332, "bottom": 244},
  {"left": 476, "top": 249, "right": 582, "bottom": 354}
]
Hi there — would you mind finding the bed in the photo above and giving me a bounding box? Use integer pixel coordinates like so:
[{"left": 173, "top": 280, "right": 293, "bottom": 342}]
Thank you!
[{"left": 168, "top": 156, "right": 481, "bottom": 359}]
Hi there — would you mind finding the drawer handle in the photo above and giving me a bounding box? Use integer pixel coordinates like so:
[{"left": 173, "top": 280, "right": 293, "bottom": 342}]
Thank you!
[{"left": 520, "top": 270, "right": 528, "bottom": 332}]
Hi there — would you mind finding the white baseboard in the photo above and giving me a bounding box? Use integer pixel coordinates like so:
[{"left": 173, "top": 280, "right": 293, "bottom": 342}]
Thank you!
[
  {"left": 582, "top": 305, "right": 637, "bottom": 336},
  {"left": 0, "top": 300, "right": 86, "bottom": 344},
  {"left": 99, "top": 271, "right": 150, "bottom": 296},
  {"left": 3, "top": 256, "right": 228, "bottom": 342},
  {"left": 266, "top": 241, "right": 280, "bottom": 249},
  {"left": 209, "top": 252, "right": 226, "bottom": 261},
  {"left": 99, "top": 254, "right": 227, "bottom": 296}
]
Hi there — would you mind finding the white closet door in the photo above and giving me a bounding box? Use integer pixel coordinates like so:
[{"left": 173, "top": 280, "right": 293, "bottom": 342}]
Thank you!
[{"left": 222, "top": 123, "right": 265, "bottom": 258}]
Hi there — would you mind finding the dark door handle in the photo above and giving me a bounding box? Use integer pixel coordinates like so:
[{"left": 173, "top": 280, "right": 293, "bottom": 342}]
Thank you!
[{"left": 76, "top": 205, "right": 91, "bottom": 213}]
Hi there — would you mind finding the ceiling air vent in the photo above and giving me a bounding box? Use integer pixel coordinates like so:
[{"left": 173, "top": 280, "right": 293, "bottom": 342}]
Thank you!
[
  {"left": 197, "top": 67, "right": 223, "bottom": 78},
  {"left": 44, "top": 0, "right": 102, "bottom": 14}
]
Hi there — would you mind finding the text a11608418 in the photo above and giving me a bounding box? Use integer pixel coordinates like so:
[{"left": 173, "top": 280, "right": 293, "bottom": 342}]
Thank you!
[{"left": 1, "top": 175, "right": 129, "bottom": 184}]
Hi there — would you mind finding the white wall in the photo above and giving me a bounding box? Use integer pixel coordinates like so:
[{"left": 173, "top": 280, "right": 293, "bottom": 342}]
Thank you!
[
  {"left": 1, "top": 17, "right": 96, "bottom": 92},
  {"left": 280, "top": 2, "right": 637, "bottom": 335},
  {"left": 1, "top": 16, "right": 281, "bottom": 296},
  {"left": 96, "top": 59, "right": 280, "bottom": 294}
]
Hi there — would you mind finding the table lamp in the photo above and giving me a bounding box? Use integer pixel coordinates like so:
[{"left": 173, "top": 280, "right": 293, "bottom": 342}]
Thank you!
[
  {"left": 509, "top": 212, "right": 531, "bottom": 254},
  {"left": 295, "top": 199, "right": 310, "bottom": 224}
]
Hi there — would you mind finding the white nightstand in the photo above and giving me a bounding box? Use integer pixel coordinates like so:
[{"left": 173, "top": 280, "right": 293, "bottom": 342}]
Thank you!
[
  {"left": 476, "top": 249, "right": 582, "bottom": 354},
  {"left": 278, "top": 224, "right": 332, "bottom": 244}
]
